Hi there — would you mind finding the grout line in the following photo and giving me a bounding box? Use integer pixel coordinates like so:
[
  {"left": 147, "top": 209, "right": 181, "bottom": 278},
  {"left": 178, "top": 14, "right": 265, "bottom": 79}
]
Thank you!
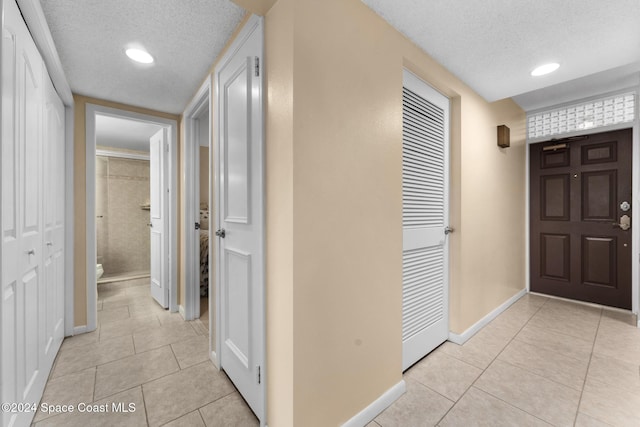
[
  {"left": 168, "top": 341, "right": 182, "bottom": 371},
  {"left": 92, "top": 366, "right": 98, "bottom": 403},
  {"left": 434, "top": 298, "right": 548, "bottom": 425},
  {"left": 197, "top": 408, "right": 207, "bottom": 425},
  {"left": 403, "top": 375, "right": 455, "bottom": 405},
  {"left": 573, "top": 307, "right": 603, "bottom": 426},
  {"left": 140, "top": 385, "right": 151, "bottom": 427}
]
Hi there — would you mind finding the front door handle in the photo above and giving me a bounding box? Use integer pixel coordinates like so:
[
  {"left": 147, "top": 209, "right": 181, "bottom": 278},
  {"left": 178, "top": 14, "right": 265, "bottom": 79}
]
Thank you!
[
  {"left": 215, "top": 228, "right": 226, "bottom": 238},
  {"left": 613, "top": 215, "right": 631, "bottom": 231}
]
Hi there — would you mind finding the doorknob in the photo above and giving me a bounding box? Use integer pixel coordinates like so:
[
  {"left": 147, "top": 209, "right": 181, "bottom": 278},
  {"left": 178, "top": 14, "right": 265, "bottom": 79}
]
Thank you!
[
  {"left": 613, "top": 215, "right": 631, "bottom": 231},
  {"left": 215, "top": 228, "right": 226, "bottom": 238}
]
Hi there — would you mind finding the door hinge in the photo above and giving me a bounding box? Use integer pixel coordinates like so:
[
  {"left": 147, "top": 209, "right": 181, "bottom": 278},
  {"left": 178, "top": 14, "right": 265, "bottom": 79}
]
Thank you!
[
  {"left": 195, "top": 222, "right": 200, "bottom": 230},
  {"left": 257, "top": 365, "right": 261, "bottom": 384},
  {"left": 255, "top": 56, "right": 260, "bottom": 77}
]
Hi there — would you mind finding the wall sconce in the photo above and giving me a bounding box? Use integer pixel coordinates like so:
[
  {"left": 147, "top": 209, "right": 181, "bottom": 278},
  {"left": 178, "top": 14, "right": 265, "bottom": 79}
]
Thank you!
[{"left": 497, "top": 125, "right": 510, "bottom": 148}]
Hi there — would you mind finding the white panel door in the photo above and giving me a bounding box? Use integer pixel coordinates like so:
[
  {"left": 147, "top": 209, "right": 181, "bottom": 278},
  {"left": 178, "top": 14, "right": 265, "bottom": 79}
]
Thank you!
[
  {"left": 150, "top": 129, "right": 168, "bottom": 307},
  {"left": 216, "top": 18, "right": 264, "bottom": 420},
  {"left": 1, "top": 8, "right": 21, "bottom": 427},
  {"left": 2, "top": 0, "right": 47, "bottom": 425},
  {"left": 402, "top": 70, "right": 450, "bottom": 371},
  {"left": 42, "top": 75, "right": 65, "bottom": 369}
]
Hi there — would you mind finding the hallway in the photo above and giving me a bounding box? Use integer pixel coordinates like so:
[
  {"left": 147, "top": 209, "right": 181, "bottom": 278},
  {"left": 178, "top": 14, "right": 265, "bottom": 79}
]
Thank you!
[
  {"left": 372, "top": 294, "right": 640, "bottom": 427},
  {"left": 34, "top": 289, "right": 639, "bottom": 426},
  {"left": 33, "top": 279, "right": 257, "bottom": 426}
]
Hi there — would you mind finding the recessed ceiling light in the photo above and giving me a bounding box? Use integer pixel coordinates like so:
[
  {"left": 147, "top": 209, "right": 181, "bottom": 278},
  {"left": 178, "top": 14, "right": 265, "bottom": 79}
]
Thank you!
[
  {"left": 531, "top": 63, "right": 559, "bottom": 77},
  {"left": 126, "top": 48, "right": 154, "bottom": 64}
]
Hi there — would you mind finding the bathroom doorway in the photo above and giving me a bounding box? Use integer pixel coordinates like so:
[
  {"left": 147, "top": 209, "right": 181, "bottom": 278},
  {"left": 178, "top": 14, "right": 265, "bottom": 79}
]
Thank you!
[
  {"left": 85, "top": 103, "right": 179, "bottom": 331},
  {"left": 95, "top": 116, "right": 160, "bottom": 286}
]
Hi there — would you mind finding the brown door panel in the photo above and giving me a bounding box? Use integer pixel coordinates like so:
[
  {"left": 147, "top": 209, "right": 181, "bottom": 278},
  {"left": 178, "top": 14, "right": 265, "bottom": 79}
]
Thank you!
[{"left": 530, "top": 129, "right": 632, "bottom": 309}]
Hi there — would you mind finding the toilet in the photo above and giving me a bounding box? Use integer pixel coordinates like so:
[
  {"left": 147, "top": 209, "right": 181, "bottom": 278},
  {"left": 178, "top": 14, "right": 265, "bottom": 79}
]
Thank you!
[{"left": 96, "top": 264, "right": 104, "bottom": 280}]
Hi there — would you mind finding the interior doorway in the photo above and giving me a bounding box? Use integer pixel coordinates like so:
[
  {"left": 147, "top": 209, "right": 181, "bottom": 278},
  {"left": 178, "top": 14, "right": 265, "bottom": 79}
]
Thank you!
[
  {"left": 182, "top": 79, "right": 212, "bottom": 336},
  {"left": 85, "top": 104, "right": 178, "bottom": 332},
  {"left": 94, "top": 117, "right": 159, "bottom": 286},
  {"left": 530, "top": 128, "right": 633, "bottom": 309}
]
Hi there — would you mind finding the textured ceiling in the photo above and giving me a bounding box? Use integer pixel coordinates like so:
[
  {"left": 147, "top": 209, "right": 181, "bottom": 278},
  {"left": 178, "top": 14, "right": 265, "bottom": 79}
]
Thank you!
[
  {"left": 96, "top": 115, "right": 162, "bottom": 152},
  {"left": 362, "top": 0, "right": 640, "bottom": 107},
  {"left": 40, "top": 0, "right": 245, "bottom": 114}
]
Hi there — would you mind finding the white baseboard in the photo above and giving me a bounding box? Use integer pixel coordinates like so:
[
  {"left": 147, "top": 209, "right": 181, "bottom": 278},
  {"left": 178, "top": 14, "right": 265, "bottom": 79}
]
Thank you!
[
  {"left": 210, "top": 350, "right": 219, "bottom": 369},
  {"left": 448, "top": 289, "right": 527, "bottom": 345},
  {"left": 73, "top": 325, "right": 88, "bottom": 335},
  {"left": 341, "top": 380, "right": 406, "bottom": 427},
  {"left": 178, "top": 305, "right": 186, "bottom": 319}
]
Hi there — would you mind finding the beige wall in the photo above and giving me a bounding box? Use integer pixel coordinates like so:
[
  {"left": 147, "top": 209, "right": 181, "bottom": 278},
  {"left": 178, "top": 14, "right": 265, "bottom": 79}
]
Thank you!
[
  {"left": 265, "top": 0, "right": 295, "bottom": 424},
  {"left": 264, "top": 0, "right": 526, "bottom": 425},
  {"left": 73, "top": 95, "right": 180, "bottom": 326}
]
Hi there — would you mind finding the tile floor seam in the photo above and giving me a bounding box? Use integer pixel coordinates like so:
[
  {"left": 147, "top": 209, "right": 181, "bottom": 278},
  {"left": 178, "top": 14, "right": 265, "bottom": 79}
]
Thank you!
[
  {"left": 197, "top": 408, "right": 207, "bottom": 426},
  {"left": 497, "top": 339, "right": 590, "bottom": 393},
  {"left": 572, "top": 307, "right": 604, "bottom": 427},
  {"left": 52, "top": 341, "right": 135, "bottom": 381},
  {"left": 464, "top": 385, "right": 557, "bottom": 427},
  {"left": 509, "top": 335, "right": 592, "bottom": 365},
  {"left": 524, "top": 318, "right": 600, "bottom": 344},
  {"left": 140, "top": 384, "right": 151, "bottom": 427},
  {"left": 432, "top": 295, "right": 549, "bottom": 425},
  {"left": 92, "top": 366, "right": 98, "bottom": 403},
  {"left": 167, "top": 342, "right": 182, "bottom": 371},
  {"left": 407, "top": 379, "right": 456, "bottom": 406},
  {"left": 434, "top": 298, "right": 551, "bottom": 425},
  {"left": 93, "top": 349, "right": 184, "bottom": 401}
]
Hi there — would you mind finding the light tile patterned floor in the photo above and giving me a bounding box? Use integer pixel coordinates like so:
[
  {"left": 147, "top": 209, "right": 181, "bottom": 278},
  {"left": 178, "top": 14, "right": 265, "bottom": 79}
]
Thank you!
[
  {"left": 371, "top": 294, "right": 640, "bottom": 427},
  {"left": 34, "top": 278, "right": 258, "bottom": 427},
  {"left": 36, "top": 289, "right": 640, "bottom": 426}
]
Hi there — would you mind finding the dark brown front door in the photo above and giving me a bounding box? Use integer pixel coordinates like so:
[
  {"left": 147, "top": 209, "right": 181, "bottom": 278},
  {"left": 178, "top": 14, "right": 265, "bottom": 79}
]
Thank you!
[{"left": 530, "top": 129, "right": 632, "bottom": 309}]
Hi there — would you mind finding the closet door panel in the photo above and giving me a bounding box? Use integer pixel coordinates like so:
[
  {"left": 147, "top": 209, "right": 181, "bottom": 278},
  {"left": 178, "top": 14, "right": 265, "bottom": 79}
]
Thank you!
[
  {"left": 2, "top": 18, "right": 19, "bottom": 427},
  {"left": 17, "top": 21, "right": 44, "bottom": 409}
]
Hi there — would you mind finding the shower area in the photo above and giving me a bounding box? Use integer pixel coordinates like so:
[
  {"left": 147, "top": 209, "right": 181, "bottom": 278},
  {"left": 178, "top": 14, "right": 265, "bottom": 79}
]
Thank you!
[{"left": 96, "top": 153, "right": 151, "bottom": 283}]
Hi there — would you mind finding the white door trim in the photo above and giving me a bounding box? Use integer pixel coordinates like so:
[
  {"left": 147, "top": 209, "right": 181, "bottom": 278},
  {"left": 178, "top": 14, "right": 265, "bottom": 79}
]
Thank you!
[
  {"left": 85, "top": 104, "right": 178, "bottom": 332},
  {"left": 182, "top": 79, "right": 211, "bottom": 322},
  {"left": 16, "top": 0, "right": 72, "bottom": 105},
  {"left": 213, "top": 14, "right": 266, "bottom": 424},
  {"left": 64, "top": 106, "right": 75, "bottom": 336},
  {"left": 95, "top": 149, "right": 150, "bottom": 161},
  {"left": 524, "top": 96, "right": 639, "bottom": 319}
]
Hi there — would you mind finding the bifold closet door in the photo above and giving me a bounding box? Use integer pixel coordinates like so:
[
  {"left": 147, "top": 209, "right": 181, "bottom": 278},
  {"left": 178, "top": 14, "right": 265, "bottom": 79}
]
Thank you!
[
  {"left": 2, "top": 0, "right": 65, "bottom": 425},
  {"left": 2, "top": 0, "right": 46, "bottom": 424},
  {"left": 42, "top": 74, "right": 66, "bottom": 369},
  {"left": 401, "top": 70, "right": 450, "bottom": 371}
]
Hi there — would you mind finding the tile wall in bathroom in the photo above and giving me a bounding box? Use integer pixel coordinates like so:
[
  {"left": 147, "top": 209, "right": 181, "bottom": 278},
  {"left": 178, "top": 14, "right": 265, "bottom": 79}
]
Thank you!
[{"left": 96, "top": 155, "right": 150, "bottom": 275}]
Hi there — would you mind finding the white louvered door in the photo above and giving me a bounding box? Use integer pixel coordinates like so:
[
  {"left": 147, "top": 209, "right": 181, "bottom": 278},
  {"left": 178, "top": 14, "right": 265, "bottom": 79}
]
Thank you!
[{"left": 402, "top": 70, "right": 450, "bottom": 371}]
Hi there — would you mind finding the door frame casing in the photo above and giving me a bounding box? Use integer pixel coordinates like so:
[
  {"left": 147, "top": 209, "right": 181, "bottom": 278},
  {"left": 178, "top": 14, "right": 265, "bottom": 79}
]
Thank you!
[
  {"left": 182, "top": 79, "right": 211, "bottom": 323},
  {"left": 85, "top": 104, "right": 178, "bottom": 332},
  {"left": 525, "top": 90, "right": 639, "bottom": 322},
  {"left": 213, "top": 14, "right": 266, "bottom": 424}
]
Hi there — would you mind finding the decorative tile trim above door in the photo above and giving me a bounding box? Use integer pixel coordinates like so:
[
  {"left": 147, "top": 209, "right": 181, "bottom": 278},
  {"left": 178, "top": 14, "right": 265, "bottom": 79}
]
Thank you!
[{"left": 527, "top": 92, "right": 636, "bottom": 142}]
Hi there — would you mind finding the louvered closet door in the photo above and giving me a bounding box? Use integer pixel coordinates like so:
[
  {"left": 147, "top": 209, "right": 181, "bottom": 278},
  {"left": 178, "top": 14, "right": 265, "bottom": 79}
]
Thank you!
[{"left": 402, "top": 70, "right": 450, "bottom": 371}]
